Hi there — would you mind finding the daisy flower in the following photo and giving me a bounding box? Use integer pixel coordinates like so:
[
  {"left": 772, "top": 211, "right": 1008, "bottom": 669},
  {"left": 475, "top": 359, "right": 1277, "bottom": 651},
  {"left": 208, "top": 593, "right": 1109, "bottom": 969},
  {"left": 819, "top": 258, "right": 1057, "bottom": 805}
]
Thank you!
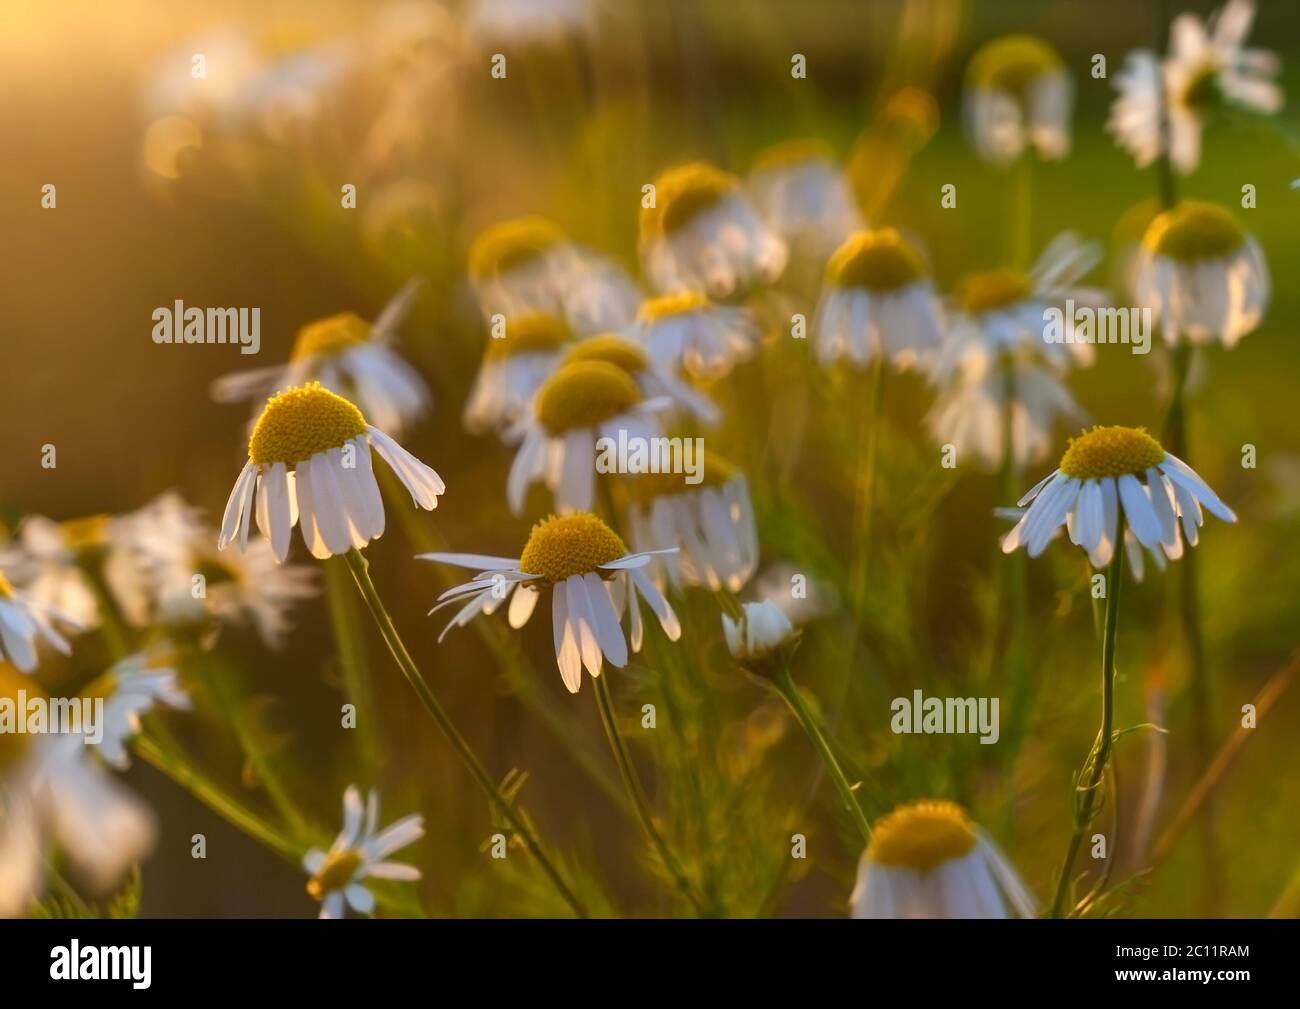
[
  {"left": 964, "top": 35, "right": 1073, "bottom": 165},
  {"left": 303, "top": 785, "right": 424, "bottom": 920},
  {"left": 464, "top": 312, "right": 575, "bottom": 437},
  {"left": 1001, "top": 425, "right": 1237, "bottom": 566},
  {"left": 1134, "top": 200, "right": 1270, "bottom": 347},
  {"left": 721, "top": 600, "right": 797, "bottom": 666},
  {"left": 421, "top": 512, "right": 681, "bottom": 693},
  {"left": 624, "top": 455, "right": 758, "bottom": 592},
  {"left": 747, "top": 138, "right": 864, "bottom": 262},
  {"left": 633, "top": 291, "right": 760, "bottom": 381},
  {"left": 1108, "top": 0, "right": 1283, "bottom": 174},
  {"left": 750, "top": 563, "right": 838, "bottom": 627},
  {"left": 0, "top": 570, "right": 76, "bottom": 674},
  {"left": 212, "top": 280, "right": 430, "bottom": 438},
  {"left": 505, "top": 360, "right": 667, "bottom": 515},
  {"left": 218, "top": 383, "right": 445, "bottom": 562},
  {"left": 639, "top": 162, "right": 787, "bottom": 298},
  {"left": 994, "top": 505, "right": 1169, "bottom": 585},
  {"left": 850, "top": 800, "right": 1036, "bottom": 919},
  {"left": 562, "top": 333, "right": 719, "bottom": 426},
  {"left": 81, "top": 652, "right": 191, "bottom": 771},
  {"left": 813, "top": 228, "right": 944, "bottom": 371}
]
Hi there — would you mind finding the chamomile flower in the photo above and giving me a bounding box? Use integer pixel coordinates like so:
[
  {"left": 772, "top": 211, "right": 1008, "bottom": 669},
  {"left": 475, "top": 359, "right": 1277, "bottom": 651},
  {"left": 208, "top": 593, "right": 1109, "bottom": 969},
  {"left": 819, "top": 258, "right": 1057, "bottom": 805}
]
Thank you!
[
  {"left": 640, "top": 162, "right": 787, "bottom": 298},
  {"left": 1108, "top": 0, "right": 1283, "bottom": 174},
  {"left": 964, "top": 35, "right": 1073, "bottom": 165},
  {"left": 422, "top": 513, "right": 681, "bottom": 693},
  {"left": 850, "top": 800, "right": 1036, "bottom": 919},
  {"left": 747, "top": 138, "right": 864, "bottom": 262},
  {"left": 1134, "top": 200, "right": 1270, "bottom": 347},
  {"left": 813, "top": 228, "right": 944, "bottom": 371},
  {"left": 303, "top": 786, "right": 424, "bottom": 920},
  {"left": 0, "top": 571, "right": 76, "bottom": 675},
  {"left": 212, "top": 280, "right": 430, "bottom": 437},
  {"left": 1002, "top": 425, "right": 1237, "bottom": 566},
  {"left": 624, "top": 455, "right": 758, "bottom": 592},
  {"left": 505, "top": 360, "right": 667, "bottom": 515},
  {"left": 81, "top": 652, "right": 190, "bottom": 771},
  {"left": 722, "top": 600, "right": 798, "bottom": 665},
  {"left": 218, "top": 383, "right": 444, "bottom": 562},
  {"left": 994, "top": 505, "right": 1167, "bottom": 584},
  {"left": 633, "top": 291, "right": 760, "bottom": 381},
  {"left": 464, "top": 312, "right": 575, "bottom": 437},
  {"left": 562, "top": 333, "right": 719, "bottom": 426}
]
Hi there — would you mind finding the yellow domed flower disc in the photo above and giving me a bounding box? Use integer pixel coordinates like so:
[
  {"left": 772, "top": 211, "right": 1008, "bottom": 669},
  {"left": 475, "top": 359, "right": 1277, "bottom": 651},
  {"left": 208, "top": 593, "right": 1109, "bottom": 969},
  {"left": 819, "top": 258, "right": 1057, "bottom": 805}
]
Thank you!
[
  {"left": 1180, "top": 62, "right": 1221, "bottom": 110},
  {"left": 534, "top": 360, "right": 642, "bottom": 435},
  {"left": 60, "top": 515, "right": 112, "bottom": 555},
  {"left": 637, "top": 290, "right": 709, "bottom": 323},
  {"left": 249, "top": 383, "right": 368, "bottom": 467},
  {"left": 292, "top": 313, "right": 372, "bottom": 362},
  {"left": 1143, "top": 201, "right": 1245, "bottom": 263},
  {"left": 622, "top": 449, "right": 738, "bottom": 502},
  {"left": 752, "top": 137, "right": 836, "bottom": 173},
  {"left": 956, "top": 267, "right": 1032, "bottom": 314},
  {"left": 562, "top": 334, "right": 649, "bottom": 375},
  {"left": 827, "top": 229, "right": 928, "bottom": 292},
  {"left": 867, "top": 800, "right": 979, "bottom": 872},
  {"left": 966, "top": 34, "right": 1063, "bottom": 95},
  {"left": 1058, "top": 425, "right": 1166, "bottom": 480},
  {"left": 468, "top": 216, "right": 566, "bottom": 281},
  {"left": 484, "top": 312, "right": 573, "bottom": 360},
  {"left": 519, "top": 513, "right": 627, "bottom": 584},
  {"left": 306, "top": 849, "right": 363, "bottom": 901},
  {"left": 641, "top": 162, "right": 738, "bottom": 239}
]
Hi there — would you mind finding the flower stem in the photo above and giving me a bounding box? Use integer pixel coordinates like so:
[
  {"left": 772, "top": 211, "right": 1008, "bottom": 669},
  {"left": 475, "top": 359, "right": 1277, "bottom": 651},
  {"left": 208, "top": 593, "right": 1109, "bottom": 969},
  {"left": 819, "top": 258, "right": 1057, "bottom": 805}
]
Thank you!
[
  {"left": 849, "top": 355, "right": 884, "bottom": 617},
  {"left": 591, "top": 671, "right": 709, "bottom": 915},
  {"left": 999, "top": 354, "right": 1032, "bottom": 762},
  {"left": 774, "top": 664, "right": 873, "bottom": 846},
  {"left": 324, "top": 556, "right": 382, "bottom": 779},
  {"left": 1049, "top": 533, "right": 1124, "bottom": 918},
  {"left": 342, "top": 548, "right": 588, "bottom": 918}
]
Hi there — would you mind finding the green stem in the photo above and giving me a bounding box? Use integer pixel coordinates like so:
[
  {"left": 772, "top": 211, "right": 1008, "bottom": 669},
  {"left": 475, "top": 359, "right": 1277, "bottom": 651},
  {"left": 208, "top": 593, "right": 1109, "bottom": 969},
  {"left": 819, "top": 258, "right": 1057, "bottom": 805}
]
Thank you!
[
  {"left": 1011, "top": 155, "right": 1033, "bottom": 269},
  {"left": 324, "top": 556, "right": 382, "bottom": 779},
  {"left": 1000, "top": 355, "right": 1031, "bottom": 762},
  {"left": 849, "top": 356, "right": 884, "bottom": 618},
  {"left": 1050, "top": 533, "right": 1124, "bottom": 918},
  {"left": 592, "top": 672, "right": 708, "bottom": 915},
  {"left": 343, "top": 548, "right": 588, "bottom": 918},
  {"left": 774, "top": 664, "right": 872, "bottom": 846}
]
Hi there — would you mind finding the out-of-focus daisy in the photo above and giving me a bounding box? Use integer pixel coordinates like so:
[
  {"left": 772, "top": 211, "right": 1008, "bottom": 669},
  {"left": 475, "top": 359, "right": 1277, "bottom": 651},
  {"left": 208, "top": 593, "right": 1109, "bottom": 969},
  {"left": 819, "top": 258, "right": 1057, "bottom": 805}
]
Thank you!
[
  {"left": 241, "top": 43, "right": 357, "bottom": 145},
  {"left": 633, "top": 291, "right": 760, "bottom": 381},
  {"left": 850, "top": 800, "right": 1036, "bottom": 919},
  {"left": 218, "top": 383, "right": 444, "bottom": 562},
  {"left": 0, "top": 570, "right": 76, "bottom": 675},
  {"left": 813, "top": 228, "right": 944, "bottom": 371},
  {"left": 1002, "top": 425, "right": 1237, "bottom": 566},
  {"left": 640, "top": 162, "right": 787, "bottom": 298},
  {"left": 750, "top": 563, "right": 839, "bottom": 627},
  {"left": 140, "top": 28, "right": 265, "bottom": 127},
  {"left": 464, "top": 312, "right": 574, "bottom": 437},
  {"left": 964, "top": 35, "right": 1072, "bottom": 165},
  {"left": 994, "top": 505, "right": 1168, "bottom": 584},
  {"left": 78, "top": 652, "right": 190, "bottom": 771},
  {"left": 624, "top": 454, "right": 758, "bottom": 592},
  {"left": 0, "top": 514, "right": 151, "bottom": 630},
  {"left": 466, "top": 0, "right": 593, "bottom": 47},
  {"left": 212, "top": 280, "right": 430, "bottom": 437},
  {"left": 505, "top": 360, "right": 666, "bottom": 515},
  {"left": 747, "top": 138, "right": 864, "bottom": 262},
  {"left": 562, "top": 333, "right": 719, "bottom": 426},
  {"left": 1108, "top": 0, "right": 1282, "bottom": 174},
  {"left": 303, "top": 785, "right": 424, "bottom": 920},
  {"left": 721, "top": 600, "right": 798, "bottom": 668},
  {"left": 421, "top": 512, "right": 681, "bottom": 693},
  {"left": 468, "top": 217, "right": 639, "bottom": 335},
  {"left": 1134, "top": 200, "right": 1269, "bottom": 347}
]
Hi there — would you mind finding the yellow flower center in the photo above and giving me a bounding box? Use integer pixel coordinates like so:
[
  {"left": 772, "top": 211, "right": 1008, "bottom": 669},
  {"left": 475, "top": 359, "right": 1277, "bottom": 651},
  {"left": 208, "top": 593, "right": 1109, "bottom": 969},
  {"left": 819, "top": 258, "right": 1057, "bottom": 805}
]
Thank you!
[
  {"left": 534, "top": 360, "right": 641, "bottom": 435},
  {"left": 519, "top": 513, "right": 627, "bottom": 584},
  {"left": 248, "top": 383, "right": 368, "bottom": 467},
  {"left": 956, "top": 268, "right": 1032, "bottom": 314},
  {"left": 641, "top": 162, "right": 738, "bottom": 238},
  {"left": 826, "top": 229, "right": 927, "bottom": 292},
  {"left": 468, "top": 216, "right": 565, "bottom": 281},
  {"left": 291, "top": 313, "right": 372, "bottom": 361},
  {"left": 484, "top": 312, "right": 573, "bottom": 360},
  {"left": 966, "top": 34, "right": 1063, "bottom": 95},
  {"left": 0, "top": 571, "right": 13, "bottom": 599},
  {"left": 60, "top": 515, "right": 112, "bottom": 555},
  {"left": 1180, "top": 60, "right": 1221, "bottom": 110},
  {"left": 637, "top": 290, "right": 709, "bottom": 323},
  {"left": 562, "top": 334, "right": 648, "bottom": 375},
  {"left": 1143, "top": 201, "right": 1245, "bottom": 262},
  {"left": 867, "top": 800, "right": 979, "bottom": 872},
  {"left": 752, "top": 137, "right": 835, "bottom": 173},
  {"left": 1058, "top": 425, "right": 1166, "bottom": 480},
  {"left": 621, "top": 450, "right": 737, "bottom": 502},
  {"left": 306, "top": 849, "right": 364, "bottom": 901}
]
